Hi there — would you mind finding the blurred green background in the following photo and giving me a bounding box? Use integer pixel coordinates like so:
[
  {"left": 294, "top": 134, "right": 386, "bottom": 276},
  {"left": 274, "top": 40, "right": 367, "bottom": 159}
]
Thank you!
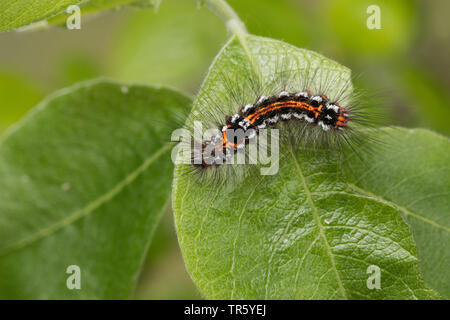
[{"left": 0, "top": 0, "right": 448, "bottom": 299}]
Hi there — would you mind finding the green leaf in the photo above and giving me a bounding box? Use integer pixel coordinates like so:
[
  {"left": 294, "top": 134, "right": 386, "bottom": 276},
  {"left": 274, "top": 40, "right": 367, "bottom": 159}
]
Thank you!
[
  {"left": 172, "top": 35, "right": 441, "bottom": 299},
  {"left": 0, "top": 0, "right": 161, "bottom": 31},
  {"left": 0, "top": 79, "right": 191, "bottom": 299},
  {"left": 344, "top": 128, "right": 450, "bottom": 297}
]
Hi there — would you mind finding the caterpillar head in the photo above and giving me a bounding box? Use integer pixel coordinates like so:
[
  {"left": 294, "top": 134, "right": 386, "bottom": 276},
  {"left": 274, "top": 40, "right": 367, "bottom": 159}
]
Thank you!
[
  {"left": 322, "top": 102, "right": 349, "bottom": 130},
  {"left": 336, "top": 106, "right": 350, "bottom": 130}
]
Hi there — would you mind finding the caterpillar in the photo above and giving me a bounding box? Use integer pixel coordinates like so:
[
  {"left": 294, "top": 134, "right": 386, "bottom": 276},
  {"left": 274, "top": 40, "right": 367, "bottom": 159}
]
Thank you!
[
  {"left": 173, "top": 42, "right": 384, "bottom": 181},
  {"left": 195, "top": 90, "right": 350, "bottom": 168}
]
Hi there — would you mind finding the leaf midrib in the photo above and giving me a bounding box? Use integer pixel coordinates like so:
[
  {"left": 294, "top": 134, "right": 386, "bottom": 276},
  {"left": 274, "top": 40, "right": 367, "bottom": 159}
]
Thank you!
[
  {"left": 289, "top": 147, "right": 348, "bottom": 299},
  {"left": 0, "top": 143, "right": 172, "bottom": 257}
]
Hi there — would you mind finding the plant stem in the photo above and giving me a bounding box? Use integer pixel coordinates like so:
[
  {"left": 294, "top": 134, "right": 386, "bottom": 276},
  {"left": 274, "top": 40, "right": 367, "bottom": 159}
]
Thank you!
[
  {"left": 202, "top": 0, "right": 263, "bottom": 85},
  {"left": 202, "top": 0, "right": 247, "bottom": 35}
]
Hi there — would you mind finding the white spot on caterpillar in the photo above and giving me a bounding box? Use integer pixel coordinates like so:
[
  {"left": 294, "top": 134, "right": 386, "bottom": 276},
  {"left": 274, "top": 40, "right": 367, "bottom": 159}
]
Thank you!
[
  {"left": 293, "top": 113, "right": 305, "bottom": 120},
  {"left": 311, "top": 96, "right": 322, "bottom": 102},
  {"left": 295, "top": 92, "right": 308, "bottom": 98},
  {"left": 278, "top": 91, "right": 289, "bottom": 97},
  {"left": 319, "top": 121, "right": 330, "bottom": 131},
  {"left": 258, "top": 123, "right": 266, "bottom": 129},
  {"left": 266, "top": 115, "right": 279, "bottom": 125},
  {"left": 242, "top": 104, "right": 253, "bottom": 113},
  {"left": 304, "top": 116, "right": 314, "bottom": 123},
  {"left": 238, "top": 118, "right": 250, "bottom": 130},
  {"left": 231, "top": 114, "right": 240, "bottom": 123},
  {"left": 327, "top": 103, "right": 339, "bottom": 113},
  {"left": 257, "top": 96, "right": 267, "bottom": 104},
  {"left": 281, "top": 113, "right": 292, "bottom": 120}
]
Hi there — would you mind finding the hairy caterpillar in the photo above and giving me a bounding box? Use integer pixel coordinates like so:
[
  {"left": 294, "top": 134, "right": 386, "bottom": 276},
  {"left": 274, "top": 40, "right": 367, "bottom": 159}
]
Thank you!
[
  {"left": 173, "top": 39, "right": 384, "bottom": 182},
  {"left": 195, "top": 89, "right": 350, "bottom": 168}
]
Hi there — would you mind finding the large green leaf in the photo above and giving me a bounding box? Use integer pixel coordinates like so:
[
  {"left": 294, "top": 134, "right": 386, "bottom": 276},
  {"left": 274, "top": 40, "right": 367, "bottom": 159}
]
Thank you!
[
  {"left": 172, "top": 35, "right": 442, "bottom": 299},
  {"left": 0, "top": 0, "right": 160, "bottom": 31},
  {"left": 0, "top": 79, "right": 191, "bottom": 299}
]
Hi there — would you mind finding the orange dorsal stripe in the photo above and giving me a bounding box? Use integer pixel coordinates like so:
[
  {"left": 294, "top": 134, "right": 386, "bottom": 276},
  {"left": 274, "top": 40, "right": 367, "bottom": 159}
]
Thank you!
[{"left": 247, "top": 101, "right": 320, "bottom": 124}]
